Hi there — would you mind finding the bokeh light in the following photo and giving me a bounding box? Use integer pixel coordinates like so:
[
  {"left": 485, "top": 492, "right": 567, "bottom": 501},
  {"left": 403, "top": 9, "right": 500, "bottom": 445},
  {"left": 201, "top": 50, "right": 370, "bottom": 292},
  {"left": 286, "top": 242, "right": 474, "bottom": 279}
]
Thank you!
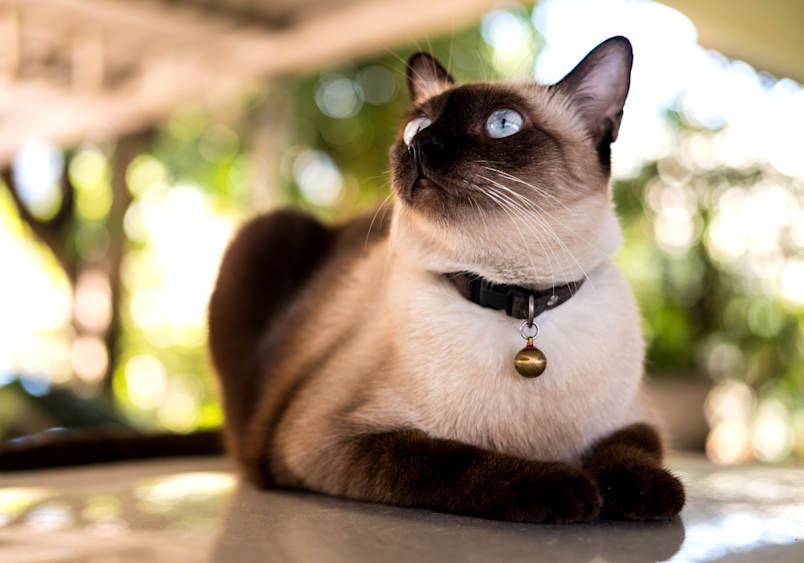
[
  {"left": 356, "top": 66, "right": 396, "bottom": 105},
  {"left": 125, "top": 355, "right": 167, "bottom": 410},
  {"left": 752, "top": 399, "right": 794, "bottom": 463},
  {"left": 132, "top": 472, "right": 235, "bottom": 514},
  {"left": 315, "top": 73, "right": 364, "bottom": 119},
  {"left": 158, "top": 374, "right": 203, "bottom": 433},
  {"left": 74, "top": 269, "right": 112, "bottom": 333},
  {"left": 0, "top": 488, "right": 51, "bottom": 527},
  {"left": 482, "top": 10, "right": 532, "bottom": 52},
  {"left": 126, "top": 154, "right": 167, "bottom": 197},
  {"left": 71, "top": 336, "right": 108, "bottom": 384},
  {"left": 70, "top": 146, "right": 112, "bottom": 221},
  {"left": 0, "top": 188, "right": 72, "bottom": 391},
  {"left": 199, "top": 125, "right": 239, "bottom": 164},
  {"left": 1, "top": 0, "right": 803, "bottom": 465},
  {"left": 293, "top": 149, "right": 343, "bottom": 206},
  {"left": 11, "top": 140, "right": 64, "bottom": 220}
]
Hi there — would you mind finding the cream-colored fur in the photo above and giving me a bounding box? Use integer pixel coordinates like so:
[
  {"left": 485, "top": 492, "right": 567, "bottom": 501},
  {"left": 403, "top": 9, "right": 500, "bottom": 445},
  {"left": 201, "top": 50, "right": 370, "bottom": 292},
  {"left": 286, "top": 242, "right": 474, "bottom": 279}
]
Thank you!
[
  {"left": 271, "top": 196, "right": 649, "bottom": 495},
  {"left": 385, "top": 206, "right": 647, "bottom": 462},
  {"left": 265, "top": 79, "right": 649, "bottom": 497}
]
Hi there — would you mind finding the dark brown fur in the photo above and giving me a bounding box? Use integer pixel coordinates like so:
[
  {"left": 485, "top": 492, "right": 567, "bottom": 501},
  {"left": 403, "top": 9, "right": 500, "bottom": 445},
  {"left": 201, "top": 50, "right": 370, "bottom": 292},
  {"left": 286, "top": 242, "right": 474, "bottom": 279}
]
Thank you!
[
  {"left": 206, "top": 38, "right": 686, "bottom": 523},
  {"left": 2, "top": 42, "right": 686, "bottom": 522},
  {"left": 586, "top": 423, "right": 686, "bottom": 520},
  {"left": 0, "top": 429, "right": 222, "bottom": 471},
  {"left": 208, "top": 210, "right": 335, "bottom": 454},
  {"left": 209, "top": 209, "right": 390, "bottom": 476},
  {"left": 209, "top": 207, "right": 685, "bottom": 522},
  {"left": 345, "top": 429, "right": 603, "bottom": 523}
]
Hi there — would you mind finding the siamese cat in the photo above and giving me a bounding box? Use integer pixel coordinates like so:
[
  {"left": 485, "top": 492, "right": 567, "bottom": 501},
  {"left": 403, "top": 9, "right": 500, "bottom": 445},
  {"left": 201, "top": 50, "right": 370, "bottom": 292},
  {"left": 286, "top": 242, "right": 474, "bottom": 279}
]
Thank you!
[{"left": 207, "top": 36, "right": 685, "bottom": 524}]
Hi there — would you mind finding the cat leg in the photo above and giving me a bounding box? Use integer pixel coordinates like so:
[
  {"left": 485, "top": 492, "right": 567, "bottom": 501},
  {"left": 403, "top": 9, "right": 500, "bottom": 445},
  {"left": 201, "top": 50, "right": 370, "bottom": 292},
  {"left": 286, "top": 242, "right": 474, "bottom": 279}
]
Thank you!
[
  {"left": 331, "top": 429, "right": 602, "bottom": 524},
  {"left": 584, "top": 423, "right": 686, "bottom": 521}
]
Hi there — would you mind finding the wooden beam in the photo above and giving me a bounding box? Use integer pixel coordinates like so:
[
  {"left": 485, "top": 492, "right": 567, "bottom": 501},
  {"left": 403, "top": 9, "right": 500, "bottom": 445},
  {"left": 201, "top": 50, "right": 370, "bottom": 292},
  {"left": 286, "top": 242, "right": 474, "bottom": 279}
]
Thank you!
[
  {"left": 0, "top": 5, "right": 19, "bottom": 78},
  {"left": 0, "top": 0, "right": 499, "bottom": 164},
  {"left": 660, "top": 0, "right": 804, "bottom": 83},
  {"left": 71, "top": 25, "right": 104, "bottom": 93}
]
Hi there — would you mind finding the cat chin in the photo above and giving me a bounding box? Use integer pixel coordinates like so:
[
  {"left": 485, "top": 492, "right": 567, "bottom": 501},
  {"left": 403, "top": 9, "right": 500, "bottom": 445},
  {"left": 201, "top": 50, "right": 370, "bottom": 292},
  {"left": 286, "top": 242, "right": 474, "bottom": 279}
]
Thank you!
[{"left": 391, "top": 193, "right": 622, "bottom": 287}]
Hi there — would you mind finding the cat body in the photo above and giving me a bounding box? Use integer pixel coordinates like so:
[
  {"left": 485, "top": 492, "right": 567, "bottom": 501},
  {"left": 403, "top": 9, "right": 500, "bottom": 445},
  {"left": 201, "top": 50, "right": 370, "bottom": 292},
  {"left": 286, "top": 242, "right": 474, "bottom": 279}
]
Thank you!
[{"left": 209, "top": 37, "right": 685, "bottom": 523}]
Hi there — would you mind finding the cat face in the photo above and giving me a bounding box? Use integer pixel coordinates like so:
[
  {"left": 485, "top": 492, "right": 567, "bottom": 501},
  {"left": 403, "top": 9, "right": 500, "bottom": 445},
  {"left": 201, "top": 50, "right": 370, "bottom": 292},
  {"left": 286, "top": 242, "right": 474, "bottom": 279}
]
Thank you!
[{"left": 389, "top": 37, "right": 633, "bottom": 287}]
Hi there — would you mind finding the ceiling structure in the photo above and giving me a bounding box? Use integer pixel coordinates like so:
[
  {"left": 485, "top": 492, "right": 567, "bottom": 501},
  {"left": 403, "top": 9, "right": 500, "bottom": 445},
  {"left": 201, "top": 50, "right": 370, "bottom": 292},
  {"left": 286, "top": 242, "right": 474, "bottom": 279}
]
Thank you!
[
  {"left": 0, "top": 0, "right": 499, "bottom": 165},
  {"left": 0, "top": 0, "right": 801, "bottom": 166},
  {"left": 661, "top": 0, "right": 804, "bottom": 84}
]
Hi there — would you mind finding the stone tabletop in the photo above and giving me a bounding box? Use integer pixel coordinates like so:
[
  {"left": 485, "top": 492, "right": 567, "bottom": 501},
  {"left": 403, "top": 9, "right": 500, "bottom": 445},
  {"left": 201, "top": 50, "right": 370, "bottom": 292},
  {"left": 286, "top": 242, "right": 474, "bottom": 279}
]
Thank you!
[{"left": 1, "top": 454, "right": 802, "bottom": 563}]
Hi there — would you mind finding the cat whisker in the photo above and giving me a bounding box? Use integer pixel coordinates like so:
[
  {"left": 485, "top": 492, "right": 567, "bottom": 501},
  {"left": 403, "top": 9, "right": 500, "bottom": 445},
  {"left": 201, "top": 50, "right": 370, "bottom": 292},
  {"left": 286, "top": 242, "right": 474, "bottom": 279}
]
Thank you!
[
  {"left": 479, "top": 177, "right": 593, "bottom": 292},
  {"left": 479, "top": 165, "right": 574, "bottom": 216},
  {"left": 478, "top": 185, "right": 560, "bottom": 287},
  {"left": 379, "top": 193, "right": 393, "bottom": 230},
  {"left": 480, "top": 166, "right": 607, "bottom": 257},
  {"left": 487, "top": 186, "right": 571, "bottom": 285},
  {"left": 366, "top": 193, "right": 394, "bottom": 251},
  {"left": 446, "top": 24, "right": 455, "bottom": 77},
  {"left": 382, "top": 47, "right": 433, "bottom": 92},
  {"left": 473, "top": 184, "right": 557, "bottom": 286},
  {"left": 482, "top": 179, "right": 597, "bottom": 287},
  {"left": 476, "top": 50, "right": 488, "bottom": 81},
  {"left": 479, "top": 176, "right": 570, "bottom": 260},
  {"left": 466, "top": 194, "right": 490, "bottom": 242},
  {"left": 475, "top": 163, "right": 563, "bottom": 207},
  {"left": 480, "top": 167, "right": 589, "bottom": 230},
  {"left": 502, "top": 47, "right": 533, "bottom": 81},
  {"left": 425, "top": 34, "right": 435, "bottom": 65},
  {"left": 475, "top": 187, "right": 543, "bottom": 283},
  {"left": 360, "top": 170, "right": 392, "bottom": 185}
]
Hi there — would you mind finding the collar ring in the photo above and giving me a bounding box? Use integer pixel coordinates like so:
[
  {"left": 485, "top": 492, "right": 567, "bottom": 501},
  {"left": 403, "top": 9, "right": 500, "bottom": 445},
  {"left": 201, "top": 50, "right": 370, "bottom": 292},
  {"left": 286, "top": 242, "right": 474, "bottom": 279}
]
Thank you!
[{"left": 520, "top": 320, "right": 540, "bottom": 340}]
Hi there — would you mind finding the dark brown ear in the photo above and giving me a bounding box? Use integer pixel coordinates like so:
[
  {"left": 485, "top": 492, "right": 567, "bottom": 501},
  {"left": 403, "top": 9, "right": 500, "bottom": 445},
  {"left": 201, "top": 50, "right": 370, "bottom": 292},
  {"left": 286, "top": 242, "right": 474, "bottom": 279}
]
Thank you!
[
  {"left": 406, "top": 52, "right": 455, "bottom": 104},
  {"left": 552, "top": 36, "right": 633, "bottom": 151}
]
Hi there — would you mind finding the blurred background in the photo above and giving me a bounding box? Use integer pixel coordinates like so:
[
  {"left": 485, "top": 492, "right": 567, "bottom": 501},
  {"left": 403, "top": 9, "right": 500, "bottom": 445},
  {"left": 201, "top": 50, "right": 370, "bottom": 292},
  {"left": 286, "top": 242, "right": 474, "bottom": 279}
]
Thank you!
[{"left": 0, "top": 0, "right": 803, "bottom": 466}]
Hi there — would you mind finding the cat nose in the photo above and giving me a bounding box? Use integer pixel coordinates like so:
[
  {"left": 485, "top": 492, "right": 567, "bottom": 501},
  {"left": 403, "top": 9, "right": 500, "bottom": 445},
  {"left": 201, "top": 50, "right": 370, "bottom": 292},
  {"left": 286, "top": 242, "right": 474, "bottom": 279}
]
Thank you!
[{"left": 409, "top": 134, "right": 443, "bottom": 165}]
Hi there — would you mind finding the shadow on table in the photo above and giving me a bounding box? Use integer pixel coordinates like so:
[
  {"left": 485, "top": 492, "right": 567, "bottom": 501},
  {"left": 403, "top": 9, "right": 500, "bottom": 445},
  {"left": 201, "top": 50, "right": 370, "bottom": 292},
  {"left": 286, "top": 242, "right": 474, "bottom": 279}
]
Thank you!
[{"left": 211, "top": 485, "right": 685, "bottom": 563}]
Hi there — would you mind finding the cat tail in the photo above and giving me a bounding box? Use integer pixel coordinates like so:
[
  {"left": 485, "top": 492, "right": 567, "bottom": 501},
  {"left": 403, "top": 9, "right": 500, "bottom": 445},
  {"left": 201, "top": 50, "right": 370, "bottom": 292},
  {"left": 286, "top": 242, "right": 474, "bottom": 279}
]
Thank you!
[
  {"left": 0, "top": 428, "right": 223, "bottom": 471},
  {"left": 0, "top": 210, "right": 332, "bottom": 472},
  {"left": 208, "top": 210, "right": 334, "bottom": 452}
]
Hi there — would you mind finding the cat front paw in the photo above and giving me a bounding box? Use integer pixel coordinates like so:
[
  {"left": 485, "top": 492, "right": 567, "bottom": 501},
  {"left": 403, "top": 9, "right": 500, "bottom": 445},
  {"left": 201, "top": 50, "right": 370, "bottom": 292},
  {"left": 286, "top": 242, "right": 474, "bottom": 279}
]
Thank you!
[
  {"left": 488, "top": 463, "right": 602, "bottom": 524},
  {"left": 589, "top": 450, "right": 686, "bottom": 521}
]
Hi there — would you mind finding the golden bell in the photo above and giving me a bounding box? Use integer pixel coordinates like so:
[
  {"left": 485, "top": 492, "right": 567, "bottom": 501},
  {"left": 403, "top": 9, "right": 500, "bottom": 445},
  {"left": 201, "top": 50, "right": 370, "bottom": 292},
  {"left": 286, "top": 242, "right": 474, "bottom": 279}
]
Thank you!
[{"left": 515, "top": 340, "right": 547, "bottom": 378}]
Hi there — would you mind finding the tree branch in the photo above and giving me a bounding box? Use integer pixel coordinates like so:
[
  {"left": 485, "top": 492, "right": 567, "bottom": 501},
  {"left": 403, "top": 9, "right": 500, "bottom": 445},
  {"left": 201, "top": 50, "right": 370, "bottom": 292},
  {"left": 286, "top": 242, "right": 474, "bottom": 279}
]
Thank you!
[
  {"left": 101, "top": 129, "right": 155, "bottom": 405},
  {"left": 0, "top": 165, "right": 77, "bottom": 283}
]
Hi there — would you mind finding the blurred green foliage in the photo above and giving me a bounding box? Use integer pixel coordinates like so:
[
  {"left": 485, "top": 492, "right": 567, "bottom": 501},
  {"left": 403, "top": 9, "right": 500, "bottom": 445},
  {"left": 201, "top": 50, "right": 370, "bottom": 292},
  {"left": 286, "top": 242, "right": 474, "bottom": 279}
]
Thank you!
[{"left": 2, "top": 1, "right": 803, "bottom": 463}]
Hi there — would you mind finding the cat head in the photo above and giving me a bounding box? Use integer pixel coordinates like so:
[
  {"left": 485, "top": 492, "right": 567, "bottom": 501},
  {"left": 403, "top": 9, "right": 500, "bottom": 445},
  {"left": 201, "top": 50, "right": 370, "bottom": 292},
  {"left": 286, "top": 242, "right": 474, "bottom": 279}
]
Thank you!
[{"left": 389, "top": 37, "right": 633, "bottom": 288}]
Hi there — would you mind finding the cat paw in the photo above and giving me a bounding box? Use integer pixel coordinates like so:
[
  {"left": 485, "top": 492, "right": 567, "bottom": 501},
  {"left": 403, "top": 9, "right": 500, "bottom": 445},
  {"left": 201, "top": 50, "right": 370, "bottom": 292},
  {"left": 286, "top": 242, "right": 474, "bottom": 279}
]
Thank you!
[
  {"left": 488, "top": 463, "right": 602, "bottom": 524},
  {"left": 590, "top": 455, "right": 686, "bottom": 521}
]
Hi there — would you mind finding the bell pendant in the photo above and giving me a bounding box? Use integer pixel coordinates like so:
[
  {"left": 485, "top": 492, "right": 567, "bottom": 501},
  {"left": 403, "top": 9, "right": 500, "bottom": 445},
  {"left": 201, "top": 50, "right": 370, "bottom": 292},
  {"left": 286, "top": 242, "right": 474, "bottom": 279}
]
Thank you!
[{"left": 515, "top": 336, "right": 547, "bottom": 378}]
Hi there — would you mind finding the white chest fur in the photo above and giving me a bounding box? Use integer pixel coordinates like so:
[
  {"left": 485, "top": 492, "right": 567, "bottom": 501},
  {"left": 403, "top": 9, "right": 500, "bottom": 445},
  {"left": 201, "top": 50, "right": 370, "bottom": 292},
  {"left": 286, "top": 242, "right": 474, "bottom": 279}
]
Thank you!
[{"left": 386, "top": 260, "right": 647, "bottom": 462}]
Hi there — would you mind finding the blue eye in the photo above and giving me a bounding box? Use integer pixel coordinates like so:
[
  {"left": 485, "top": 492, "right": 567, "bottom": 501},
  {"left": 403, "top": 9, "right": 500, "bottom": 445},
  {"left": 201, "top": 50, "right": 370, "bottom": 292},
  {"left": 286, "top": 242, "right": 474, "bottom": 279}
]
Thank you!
[{"left": 485, "top": 108, "right": 523, "bottom": 139}]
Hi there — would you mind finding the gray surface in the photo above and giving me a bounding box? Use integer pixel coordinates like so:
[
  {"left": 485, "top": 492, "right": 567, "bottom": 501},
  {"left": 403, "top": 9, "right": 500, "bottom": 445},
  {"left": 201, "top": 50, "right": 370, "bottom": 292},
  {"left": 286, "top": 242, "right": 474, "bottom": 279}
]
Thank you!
[{"left": 0, "top": 455, "right": 803, "bottom": 563}]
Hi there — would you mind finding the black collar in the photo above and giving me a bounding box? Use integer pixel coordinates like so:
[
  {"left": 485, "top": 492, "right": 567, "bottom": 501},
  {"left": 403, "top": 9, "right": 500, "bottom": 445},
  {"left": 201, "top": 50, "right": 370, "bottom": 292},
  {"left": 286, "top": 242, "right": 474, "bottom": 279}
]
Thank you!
[{"left": 448, "top": 272, "right": 584, "bottom": 320}]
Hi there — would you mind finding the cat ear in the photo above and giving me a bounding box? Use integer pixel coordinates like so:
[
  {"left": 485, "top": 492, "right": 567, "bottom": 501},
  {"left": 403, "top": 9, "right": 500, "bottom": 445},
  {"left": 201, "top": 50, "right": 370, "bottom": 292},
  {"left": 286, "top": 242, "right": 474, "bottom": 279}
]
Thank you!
[
  {"left": 406, "top": 52, "right": 455, "bottom": 104},
  {"left": 552, "top": 36, "right": 633, "bottom": 145}
]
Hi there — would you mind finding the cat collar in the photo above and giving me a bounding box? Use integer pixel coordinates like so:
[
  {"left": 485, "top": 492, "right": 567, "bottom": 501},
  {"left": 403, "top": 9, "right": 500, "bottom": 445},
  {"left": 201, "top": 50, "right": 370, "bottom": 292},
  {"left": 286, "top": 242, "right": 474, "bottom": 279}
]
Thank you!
[
  {"left": 448, "top": 273, "right": 584, "bottom": 378},
  {"left": 447, "top": 273, "right": 584, "bottom": 320}
]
